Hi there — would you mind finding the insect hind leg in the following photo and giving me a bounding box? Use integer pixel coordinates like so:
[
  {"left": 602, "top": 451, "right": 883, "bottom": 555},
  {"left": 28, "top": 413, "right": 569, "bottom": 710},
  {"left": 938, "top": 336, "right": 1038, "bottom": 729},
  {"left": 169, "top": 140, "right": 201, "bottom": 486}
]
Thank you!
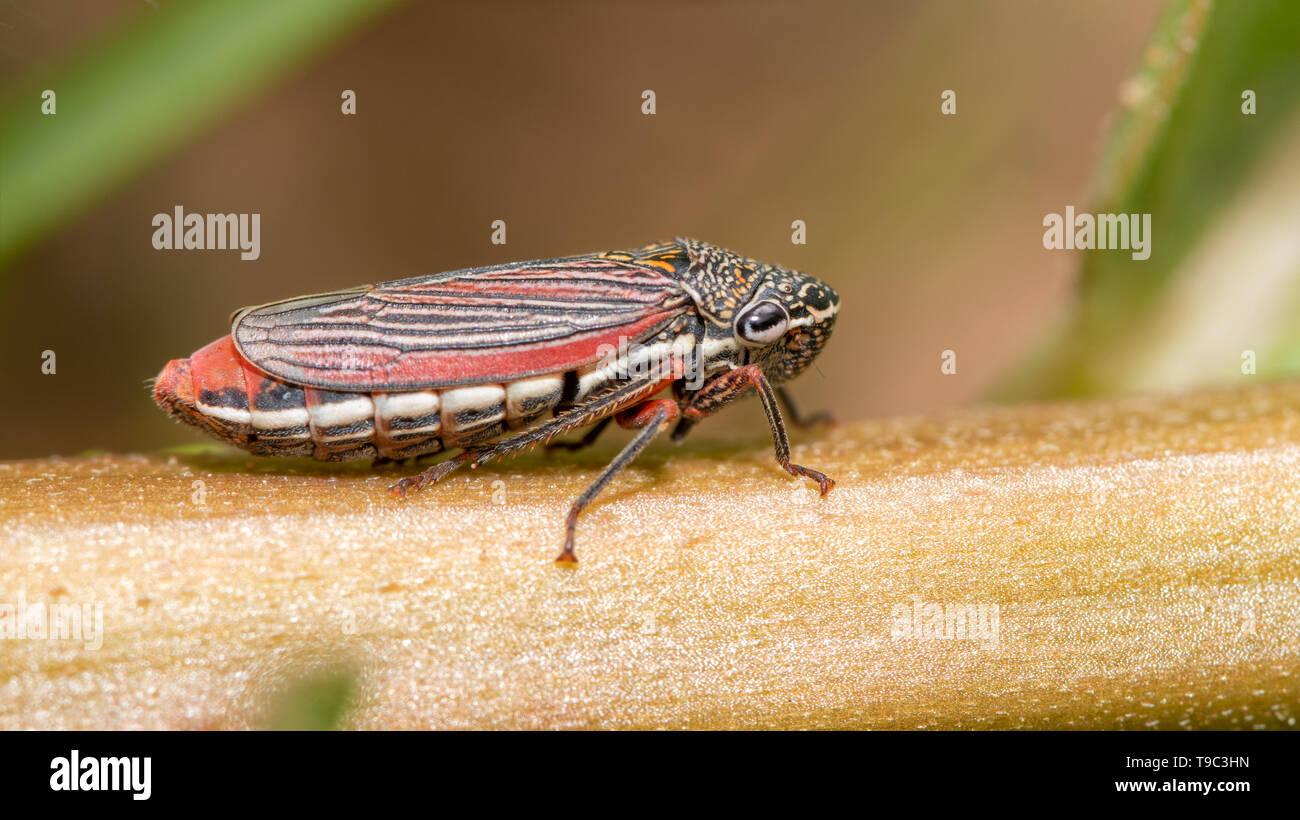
[{"left": 388, "top": 450, "right": 473, "bottom": 497}]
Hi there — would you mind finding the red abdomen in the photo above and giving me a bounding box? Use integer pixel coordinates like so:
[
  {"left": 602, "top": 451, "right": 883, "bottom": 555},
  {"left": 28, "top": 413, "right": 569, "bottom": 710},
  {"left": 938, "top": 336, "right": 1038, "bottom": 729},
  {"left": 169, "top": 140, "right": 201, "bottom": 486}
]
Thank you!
[
  {"left": 154, "top": 336, "right": 451, "bottom": 461},
  {"left": 154, "top": 335, "right": 631, "bottom": 461}
]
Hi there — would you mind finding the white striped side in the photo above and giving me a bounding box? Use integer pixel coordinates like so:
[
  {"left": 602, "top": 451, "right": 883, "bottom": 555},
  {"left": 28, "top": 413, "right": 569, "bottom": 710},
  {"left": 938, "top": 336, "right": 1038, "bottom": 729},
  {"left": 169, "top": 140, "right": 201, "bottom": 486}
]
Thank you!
[
  {"left": 373, "top": 390, "right": 443, "bottom": 459},
  {"left": 311, "top": 396, "right": 372, "bottom": 428},
  {"left": 505, "top": 375, "right": 563, "bottom": 429},
  {"left": 250, "top": 407, "right": 310, "bottom": 432}
]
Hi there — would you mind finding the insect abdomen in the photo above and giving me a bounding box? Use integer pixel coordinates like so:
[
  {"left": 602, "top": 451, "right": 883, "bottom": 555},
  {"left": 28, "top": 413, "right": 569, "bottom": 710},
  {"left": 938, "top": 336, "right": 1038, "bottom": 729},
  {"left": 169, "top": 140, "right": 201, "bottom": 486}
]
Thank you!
[{"left": 153, "top": 336, "right": 569, "bottom": 461}]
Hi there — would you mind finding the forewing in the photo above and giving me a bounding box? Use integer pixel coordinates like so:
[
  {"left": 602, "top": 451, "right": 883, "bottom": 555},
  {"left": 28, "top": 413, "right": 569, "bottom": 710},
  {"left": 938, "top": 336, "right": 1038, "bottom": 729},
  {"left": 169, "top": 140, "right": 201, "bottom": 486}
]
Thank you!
[{"left": 232, "top": 255, "right": 691, "bottom": 391}]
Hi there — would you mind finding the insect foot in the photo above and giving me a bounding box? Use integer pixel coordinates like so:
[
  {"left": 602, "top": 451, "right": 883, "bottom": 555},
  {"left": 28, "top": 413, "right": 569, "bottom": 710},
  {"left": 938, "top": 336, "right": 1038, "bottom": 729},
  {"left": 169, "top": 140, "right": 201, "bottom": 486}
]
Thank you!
[
  {"left": 554, "top": 508, "right": 582, "bottom": 568},
  {"left": 388, "top": 476, "right": 419, "bottom": 498},
  {"left": 787, "top": 464, "right": 836, "bottom": 496},
  {"left": 553, "top": 550, "right": 580, "bottom": 569},
  {"left": 389, "top": 453, "right": 471, "bottom": 497}
]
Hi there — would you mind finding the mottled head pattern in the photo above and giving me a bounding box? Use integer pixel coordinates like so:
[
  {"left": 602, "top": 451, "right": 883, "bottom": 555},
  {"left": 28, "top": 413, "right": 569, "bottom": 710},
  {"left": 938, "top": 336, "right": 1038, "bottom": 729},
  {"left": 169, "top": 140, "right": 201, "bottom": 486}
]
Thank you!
[{"left": 677, "top": 237, "right": 839, "bottom": 383}]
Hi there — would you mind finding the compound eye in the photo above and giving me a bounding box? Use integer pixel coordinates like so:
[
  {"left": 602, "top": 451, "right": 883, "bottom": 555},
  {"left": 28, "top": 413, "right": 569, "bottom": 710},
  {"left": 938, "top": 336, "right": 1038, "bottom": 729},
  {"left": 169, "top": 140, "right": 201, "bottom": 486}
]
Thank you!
[{"left": 736, "top": 300, "right": 790, "bottom": 346}]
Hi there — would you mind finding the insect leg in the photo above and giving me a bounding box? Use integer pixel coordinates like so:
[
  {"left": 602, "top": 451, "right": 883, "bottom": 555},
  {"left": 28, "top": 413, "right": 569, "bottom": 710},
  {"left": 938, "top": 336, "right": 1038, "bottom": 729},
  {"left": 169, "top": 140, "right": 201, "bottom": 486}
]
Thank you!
[
  {"left": 544, "top": 416, "right": 612, "bottom": 452},
  {"left": 776, "top": 386, "right": 836, "bottom": 429},
  {"left": 680, "top": 365, "right": 835, "bottom": 495},
  {"left": 557, "top": 399, "right": 679, "bottom": 565},
  {"left": 388, "top": 450, "right": 475, "bottom": 496}
]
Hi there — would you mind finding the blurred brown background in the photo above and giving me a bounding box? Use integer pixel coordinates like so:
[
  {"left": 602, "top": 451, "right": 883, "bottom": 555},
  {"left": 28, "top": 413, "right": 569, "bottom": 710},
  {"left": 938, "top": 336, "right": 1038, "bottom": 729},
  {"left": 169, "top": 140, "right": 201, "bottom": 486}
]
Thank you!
[{"left": 0, "top": 0, "right": 1162, "bottom": 458}]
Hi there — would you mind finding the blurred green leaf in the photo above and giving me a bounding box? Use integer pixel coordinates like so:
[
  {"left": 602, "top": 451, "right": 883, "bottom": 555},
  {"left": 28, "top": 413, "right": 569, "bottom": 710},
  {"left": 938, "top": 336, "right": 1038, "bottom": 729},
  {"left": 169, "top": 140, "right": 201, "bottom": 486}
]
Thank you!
[
  {"left": 264, "top": 664, "right": 359, "bottom": 731},
  {"left": 0, "top": 0, "right": 404, "bottom": 270},
  {"left": 995, "top": 0, "right": 1300, "bottom": 399}
]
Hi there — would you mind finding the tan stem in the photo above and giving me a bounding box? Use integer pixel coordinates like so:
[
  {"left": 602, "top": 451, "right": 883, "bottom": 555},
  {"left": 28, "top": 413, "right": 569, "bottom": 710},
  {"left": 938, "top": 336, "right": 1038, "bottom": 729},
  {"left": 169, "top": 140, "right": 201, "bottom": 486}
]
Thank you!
[{"left": 1, "top": 382, "right": 1298, "bottom": 729}]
